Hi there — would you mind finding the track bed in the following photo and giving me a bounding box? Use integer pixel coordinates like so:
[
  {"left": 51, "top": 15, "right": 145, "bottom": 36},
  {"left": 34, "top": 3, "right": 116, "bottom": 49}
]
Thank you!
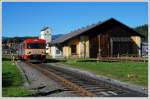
[{"left": 24, "top": 62, "right": 147, "bottom": 97}]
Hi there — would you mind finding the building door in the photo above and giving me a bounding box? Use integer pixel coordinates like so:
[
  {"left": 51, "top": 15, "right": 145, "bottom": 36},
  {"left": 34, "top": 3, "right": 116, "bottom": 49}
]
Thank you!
[
  {"left": 89, "top": 34, "right": 111, "bottom": 58},
  {"left": 89, "top": 36, "right": 99, "bottom": 58},
  {"left": 100, "top": 34, "right": 111, "bottom": 57},
  {"left": 71, "top": 45, "right": 77, "bottom": 55}
]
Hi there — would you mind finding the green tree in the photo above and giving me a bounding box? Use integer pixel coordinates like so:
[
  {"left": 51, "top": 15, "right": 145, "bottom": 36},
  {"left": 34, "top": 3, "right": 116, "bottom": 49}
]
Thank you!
[{"left": 134, "top": 24, "right": 148, "bottom": 42}]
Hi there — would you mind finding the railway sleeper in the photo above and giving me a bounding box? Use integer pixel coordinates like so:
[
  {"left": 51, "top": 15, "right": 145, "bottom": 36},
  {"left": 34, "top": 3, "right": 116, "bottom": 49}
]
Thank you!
[
  {"left": 96, "top": 91, "right": 121, "bottom": 96},
  {"left": 44, "top": 65, "right": 122, "bottom": 91},
  {"left": 97, "top": 91, "right": 111, "bottom": 96},
  {"left": 88, "top": 88, "right": 111, "bottom": 92},
  {"left": 83, "top": 87, "right": 113, "bottom": 90},
  {"left": 87, "top": 88, "right": 126, "bottom": 95},
  {"left": 46, "top": 65, "right": 135, "bottom": 94},
  {"left": 26, "top": 62, "right": 147, "bottom": 97},
  {"left": 107, "top": 91, "right": 118, "bottom": 95},
  {"left": 78, "top": 84, "right": 108, "bottom": 88}
]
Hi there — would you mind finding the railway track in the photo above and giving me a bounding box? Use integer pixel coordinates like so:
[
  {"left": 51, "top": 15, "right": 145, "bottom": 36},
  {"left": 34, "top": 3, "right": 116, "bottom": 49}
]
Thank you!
[{"left": 24, "top": 62, "right": 147, "bottom": 97}]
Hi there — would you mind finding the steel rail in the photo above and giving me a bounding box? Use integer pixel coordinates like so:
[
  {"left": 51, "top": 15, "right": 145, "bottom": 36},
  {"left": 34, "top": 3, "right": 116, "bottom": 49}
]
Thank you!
[
  {"left": 25, "top": 62, "right": 95, "bottom": 97},
  {"left": 24, "top": 62, "right": 147, "bottom": 97}
]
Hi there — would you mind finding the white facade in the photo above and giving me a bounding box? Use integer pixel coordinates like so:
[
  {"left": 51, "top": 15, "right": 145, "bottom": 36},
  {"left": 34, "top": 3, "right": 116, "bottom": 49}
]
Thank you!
[
  {"left": 40, "top": 28, "right": 51, "bottom": 43},
  {"left": 51, "top": 46, "right": 63, "bottom": 58},
  {"left": 39, "top": 27, "right": 52, "bottom": 54}
]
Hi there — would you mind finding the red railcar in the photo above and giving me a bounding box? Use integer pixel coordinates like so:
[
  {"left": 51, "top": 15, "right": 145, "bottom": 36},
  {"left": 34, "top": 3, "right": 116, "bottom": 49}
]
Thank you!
[{"left": 18, "top": 38, "right": 46, "bottom": 62}]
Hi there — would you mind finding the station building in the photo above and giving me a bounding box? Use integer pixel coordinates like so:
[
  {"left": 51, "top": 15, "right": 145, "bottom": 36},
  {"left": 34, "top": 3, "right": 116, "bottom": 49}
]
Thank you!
[{"left": 51, "top": 18, "right": 144, "bottom": 58}]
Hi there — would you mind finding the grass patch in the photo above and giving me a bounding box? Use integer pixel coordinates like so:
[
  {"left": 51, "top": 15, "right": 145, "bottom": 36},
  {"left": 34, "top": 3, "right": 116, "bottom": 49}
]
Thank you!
[
  {"left": 62, "top": 59, "right": 148, "bottom": 87},
  {"left": 3, "top": 87, "right": 32, "bottom": 97},
  {"left": 2, "top": 59, "right": 33, "bottom": 97}
]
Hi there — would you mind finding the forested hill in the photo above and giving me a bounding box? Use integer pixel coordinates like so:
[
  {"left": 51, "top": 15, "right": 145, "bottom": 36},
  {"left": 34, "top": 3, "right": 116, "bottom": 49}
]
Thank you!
[
  {"left": 2, "top": 34, "right": 64, "bottom": 43},
  {"left": 134, "top": 24, "right": 148, "bottom": 42}
]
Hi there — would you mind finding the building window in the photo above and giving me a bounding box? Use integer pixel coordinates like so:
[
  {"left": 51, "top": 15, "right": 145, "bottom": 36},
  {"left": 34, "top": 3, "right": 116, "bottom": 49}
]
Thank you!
[
  {"left": 56, "top": 49, "right": 60, "bottom": 54},
  {"left": 71, "top": 45, "right": 77, "bottom": 55}
]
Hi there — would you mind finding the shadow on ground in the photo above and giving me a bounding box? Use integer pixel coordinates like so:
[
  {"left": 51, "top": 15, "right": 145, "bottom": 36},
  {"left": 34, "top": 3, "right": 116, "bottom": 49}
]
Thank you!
[
  {"left": 45, "top": 59, "right": 67, "bottom": 63},
  {"left": 77, "top": 59, "right": 119, "bottom": 62},
  {"left": 2, "top": 72, "right": 14, "bottom": 87},
  {"left": 2, "top": 57, "right": 11, "bottom": 61}
]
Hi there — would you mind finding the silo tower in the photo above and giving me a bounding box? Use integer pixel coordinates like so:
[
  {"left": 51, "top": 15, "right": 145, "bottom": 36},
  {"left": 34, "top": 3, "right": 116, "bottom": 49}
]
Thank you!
[{"left": 40, "top": 26, "right": 52, "bottom": 54}]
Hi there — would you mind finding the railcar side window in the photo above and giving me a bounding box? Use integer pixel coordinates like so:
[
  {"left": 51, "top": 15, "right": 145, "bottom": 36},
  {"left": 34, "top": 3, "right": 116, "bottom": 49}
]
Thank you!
[{"left": 27, "top": 43, "right": 45, "bottom": 49}]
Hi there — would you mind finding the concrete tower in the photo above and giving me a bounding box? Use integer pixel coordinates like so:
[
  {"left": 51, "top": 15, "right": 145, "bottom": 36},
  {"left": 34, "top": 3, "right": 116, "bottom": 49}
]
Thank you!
[
  {"left": 40, "top": 27, "right": 52, "bottom": 43},
  {"left": 40, "top": 26, "right": 52, "bottom": 54}
]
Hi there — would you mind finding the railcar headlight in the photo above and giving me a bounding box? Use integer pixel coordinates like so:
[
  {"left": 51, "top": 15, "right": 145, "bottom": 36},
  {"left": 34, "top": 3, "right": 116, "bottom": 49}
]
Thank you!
[{"left": 27, "top": 51, "right": 31, "bottom": 54}]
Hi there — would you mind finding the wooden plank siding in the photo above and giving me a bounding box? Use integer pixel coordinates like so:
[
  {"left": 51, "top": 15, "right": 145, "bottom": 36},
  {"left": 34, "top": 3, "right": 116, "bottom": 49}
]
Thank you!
[
  {"left": 64, "top": 27, "right": 141, "bottom": 58},
  {"left": 89, "top": 26, "right": 141, "bottom": 58},
  {"left": 89, "top": 35, "right": 99, "bottom": 58},
  {"left": 89, "top": 33, "right": 111, "bottom": 58},
  {"left": 100, "top": 34, "right": 111, "bottom": 57},
  {"left": 58, "top": 19, "right": 143, "bottom": 58}
]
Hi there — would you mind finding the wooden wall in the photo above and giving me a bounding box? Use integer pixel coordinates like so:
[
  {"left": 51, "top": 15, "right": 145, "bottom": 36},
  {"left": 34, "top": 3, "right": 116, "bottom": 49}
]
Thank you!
[
  {"left": 89, "top": 35, "right": 99, "bottom": 58},
  {"left": 89, "top": 26, "right": 141, "bottom": 58},
  {"left": 62, "top": 26, "right": 142, "bottom": 58}
]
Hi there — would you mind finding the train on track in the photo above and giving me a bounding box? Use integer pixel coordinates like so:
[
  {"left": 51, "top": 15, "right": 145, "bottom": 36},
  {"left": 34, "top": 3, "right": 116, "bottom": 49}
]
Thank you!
[{"left": 17, "top": 38, "right": 46, "bottom": 63}]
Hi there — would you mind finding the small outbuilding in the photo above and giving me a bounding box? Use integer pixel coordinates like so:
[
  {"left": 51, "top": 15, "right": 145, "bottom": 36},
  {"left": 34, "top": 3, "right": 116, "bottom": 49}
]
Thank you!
[
  {"left": 50, "top": 45, "right": 63, "bottom": 58},
  {"left": 51, "top": 18, "right": 144, "bottom": 58}
]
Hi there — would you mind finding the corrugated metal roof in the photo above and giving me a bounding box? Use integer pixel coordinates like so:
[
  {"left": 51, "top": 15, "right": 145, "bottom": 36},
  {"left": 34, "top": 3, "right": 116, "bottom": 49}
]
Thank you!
[
  {"left": 52, "top": 23, "right": 98, "bottom": 44},
  {"left": 52, "top": 18, "right": 144, "bottom": 45}
]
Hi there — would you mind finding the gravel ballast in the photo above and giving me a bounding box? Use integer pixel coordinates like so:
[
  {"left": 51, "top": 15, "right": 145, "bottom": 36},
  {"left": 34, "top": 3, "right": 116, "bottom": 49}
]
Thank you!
[{"left": 16, "top": 61, "right": 78, "bottom": 97}]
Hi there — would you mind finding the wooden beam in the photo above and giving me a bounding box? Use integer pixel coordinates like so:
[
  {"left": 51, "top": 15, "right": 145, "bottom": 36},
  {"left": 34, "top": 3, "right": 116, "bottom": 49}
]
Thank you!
[
  {"left": 110, "top": 38, "right": 113, "bottom": 57},
  {"left": 98, "top": 34, "right": 101, "bottom": 59}
]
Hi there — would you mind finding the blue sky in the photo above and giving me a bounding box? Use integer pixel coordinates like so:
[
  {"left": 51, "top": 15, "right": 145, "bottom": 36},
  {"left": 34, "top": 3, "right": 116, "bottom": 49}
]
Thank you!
[{"left": 2, "top": 2, "right": 148, "bottom": 37}]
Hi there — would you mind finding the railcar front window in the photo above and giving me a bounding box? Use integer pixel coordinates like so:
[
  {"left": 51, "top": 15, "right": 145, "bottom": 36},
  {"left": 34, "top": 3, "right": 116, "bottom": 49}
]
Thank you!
[{"left": 27, "top": 43, "right": 45, "bottom": 49}]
